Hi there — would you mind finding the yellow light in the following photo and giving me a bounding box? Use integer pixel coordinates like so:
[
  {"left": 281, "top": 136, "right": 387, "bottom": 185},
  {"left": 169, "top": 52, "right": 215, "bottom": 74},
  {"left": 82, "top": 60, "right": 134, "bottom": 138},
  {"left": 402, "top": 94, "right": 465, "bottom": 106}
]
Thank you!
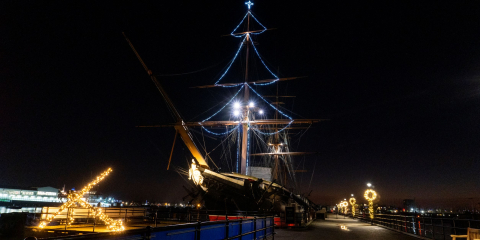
[
  {"left": 349, "top": 197, "right": 356, "bottom": 217},
  {"left": 188, "top": 160, "right": 204, "bottom": 186},
  {"left": 340, "top": 201, "right": 348, "bottom": 214},
  {"left": 38, "top": 168, "right": 123, "bottom": 231},
  {"left": 364, "top": 189, "right": 377, "bottom": 220}
]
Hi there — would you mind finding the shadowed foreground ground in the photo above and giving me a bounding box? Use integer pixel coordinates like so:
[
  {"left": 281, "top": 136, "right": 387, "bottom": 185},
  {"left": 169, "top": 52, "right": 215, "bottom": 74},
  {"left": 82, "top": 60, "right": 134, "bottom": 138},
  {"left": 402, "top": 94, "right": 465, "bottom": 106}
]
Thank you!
[{"left": 276, "top": 214, "right": 421, "bottom": 240}]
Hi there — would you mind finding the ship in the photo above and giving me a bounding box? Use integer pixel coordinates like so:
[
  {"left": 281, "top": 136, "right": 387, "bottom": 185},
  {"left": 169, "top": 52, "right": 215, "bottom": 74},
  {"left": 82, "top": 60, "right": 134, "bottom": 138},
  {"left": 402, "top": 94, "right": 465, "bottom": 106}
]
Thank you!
[{"left": 124, "top": 0, "right": 322, "bottom": 223}]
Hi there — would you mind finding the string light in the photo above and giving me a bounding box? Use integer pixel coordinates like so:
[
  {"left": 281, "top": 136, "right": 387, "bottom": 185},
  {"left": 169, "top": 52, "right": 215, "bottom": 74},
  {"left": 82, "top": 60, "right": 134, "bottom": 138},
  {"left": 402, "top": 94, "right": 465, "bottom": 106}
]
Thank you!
[
  {"left": 248, "top": 84, "right": 293, "bottom": 135},
  {"left": 245, "top": 0, "right": 254, "bottom": 10},
  {"left": 364, "top": 189, "right": 377, "bottom": 220},
  {"left": 214, "top": 36, "right": 247, "bottom": 85},
  {"left": 248, "top": 85, "right": 291, "bottom": 120},
  {"left": 249, "top": 35, "right": 279, "bottom": 84},
  {"left": 249, "top": 13, "right": 267, "bottom": 35},
  {"left": 231, "top": 12, "right": 249, "bottom": 37},
  {"left": 246, "top": 122, "right": 250, "bottom": 174},
  {"left": 349, "top": 197, "right": 356, "bottom": 217},
  {"left": 201, "top": 85, "right": 244, "bottom": 122},
  {"left": 38, "top": 168, "right": 124, "bottom": 232},
  {"left": 340, "top": 201, "right": 348, "bottom": 214},
  {"left": 202, "top": 125, "right": 239, "bottom": 136},
  {"left": 236, "top": 125, "right": 240, "bottom": 173}
]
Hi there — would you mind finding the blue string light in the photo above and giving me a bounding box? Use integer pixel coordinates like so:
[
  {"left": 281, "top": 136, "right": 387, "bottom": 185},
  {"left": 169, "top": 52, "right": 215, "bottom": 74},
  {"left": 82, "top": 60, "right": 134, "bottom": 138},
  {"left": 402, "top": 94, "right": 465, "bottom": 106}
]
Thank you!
[
  {"left": 201, "top": 85, "right": 244, "bottom": 122},
  {"left": 248, "top": 85, "right": 290, "bottom": 120},
  {"left": 219, "top": 83, "right": 244, "bottom": 88},
  {"left": 245, "top": 0, "right": 254, "bottom": 10},
  {"left": 252, "top": 122, "right": 293, "bottom": 136},
  {"left": 248, "top": 35, "right": 279, "bottom": 85},
  {"left": 202, "top": 125, "right": 239, "bottom": 136},
  {"left": 231, "top": 12, "right": 266, "bottom": 37},
  {"left": 248, "top": 84, "right": 293, "bottom": 135},
  {"left": 236, "top": 125, "right": 240, "bottom": 173},
  {"left": 214, "top": 36, "right": 247, "bottom": 85},
  {"left": 246, "top": 122, "right": 250, "bottom": 173},
  {"left": 231, "top": 12, "right": 249, "bottom": 37},
  {"left": 249, "top": 12, "right": 267, "bottom": 35}
]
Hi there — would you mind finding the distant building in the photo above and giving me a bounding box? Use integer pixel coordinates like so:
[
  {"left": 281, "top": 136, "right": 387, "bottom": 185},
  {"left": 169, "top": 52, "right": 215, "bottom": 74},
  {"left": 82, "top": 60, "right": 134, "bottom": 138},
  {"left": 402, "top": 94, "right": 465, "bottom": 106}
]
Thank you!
[{"left": 0, "top": 186, "right": 61, "bottom": 207}]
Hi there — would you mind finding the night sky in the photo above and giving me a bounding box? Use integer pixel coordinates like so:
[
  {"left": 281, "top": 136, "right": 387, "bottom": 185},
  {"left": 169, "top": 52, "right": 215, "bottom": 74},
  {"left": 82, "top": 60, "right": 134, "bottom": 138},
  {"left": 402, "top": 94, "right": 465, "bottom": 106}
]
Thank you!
[{"left": 2, "top": 1, "right": 480, "bottom": 207}]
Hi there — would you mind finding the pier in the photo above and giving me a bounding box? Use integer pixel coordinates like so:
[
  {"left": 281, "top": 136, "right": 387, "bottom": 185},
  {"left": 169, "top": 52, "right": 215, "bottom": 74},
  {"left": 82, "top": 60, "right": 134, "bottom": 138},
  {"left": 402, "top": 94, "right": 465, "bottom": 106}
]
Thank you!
[
  {"left": 276, "top": 214, "right": 420, "bottom": 240},
  {"left": 17, "top": 213, "right": 431, "bottom": 239}
]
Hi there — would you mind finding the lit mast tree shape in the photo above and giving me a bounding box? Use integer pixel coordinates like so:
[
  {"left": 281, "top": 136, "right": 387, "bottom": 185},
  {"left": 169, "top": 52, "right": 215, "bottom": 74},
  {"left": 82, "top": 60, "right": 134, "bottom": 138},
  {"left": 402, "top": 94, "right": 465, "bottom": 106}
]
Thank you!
[
  {"left": 349, "top": 197, "right": 356, "bottom": 217},
  {"left": 38, "top": 168, "right": 125, "bottom": 232},
  {"left": 364, "top": 189, "right": 377, "bottom": 220}
]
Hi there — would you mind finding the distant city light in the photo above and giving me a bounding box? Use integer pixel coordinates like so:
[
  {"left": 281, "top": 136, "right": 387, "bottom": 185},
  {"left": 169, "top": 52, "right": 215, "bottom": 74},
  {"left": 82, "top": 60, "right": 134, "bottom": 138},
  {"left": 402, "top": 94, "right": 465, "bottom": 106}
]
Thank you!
[{"left": 367, "top": 183, "right": 372, "bottom": 187}]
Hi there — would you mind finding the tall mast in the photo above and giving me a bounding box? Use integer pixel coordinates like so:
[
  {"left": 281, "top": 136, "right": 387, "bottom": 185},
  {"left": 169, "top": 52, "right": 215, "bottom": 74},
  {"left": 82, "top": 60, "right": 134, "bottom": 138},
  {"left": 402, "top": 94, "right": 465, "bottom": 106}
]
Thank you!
[{"left": 240, "top": 2, "right": 252, "bottom": 175}]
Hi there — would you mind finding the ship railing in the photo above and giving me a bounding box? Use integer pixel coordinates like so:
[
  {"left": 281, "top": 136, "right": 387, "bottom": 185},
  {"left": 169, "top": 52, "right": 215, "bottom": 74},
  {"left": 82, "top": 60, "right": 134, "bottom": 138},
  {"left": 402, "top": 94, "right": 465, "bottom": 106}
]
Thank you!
[
  {"left": 40, "top": 215, "right": 276, "bottom": 240},
  {"left": 355, "top": 212, "right": 480, "bottom": 240}
]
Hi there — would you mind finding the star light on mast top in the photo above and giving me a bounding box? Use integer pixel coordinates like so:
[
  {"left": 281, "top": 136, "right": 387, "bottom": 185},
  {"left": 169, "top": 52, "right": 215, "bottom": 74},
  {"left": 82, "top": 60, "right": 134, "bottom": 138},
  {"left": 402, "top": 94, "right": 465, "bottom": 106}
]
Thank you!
[{"left": 245, "top": 0, "right": 254, "bottom": 10}]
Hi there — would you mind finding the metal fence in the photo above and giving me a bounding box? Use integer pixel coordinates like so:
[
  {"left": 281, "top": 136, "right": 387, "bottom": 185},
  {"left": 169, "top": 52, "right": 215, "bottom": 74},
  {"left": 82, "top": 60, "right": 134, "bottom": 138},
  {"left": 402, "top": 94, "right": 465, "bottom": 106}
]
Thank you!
[
  {"left": 43, "top": 216, "right": 276, "bottom": 240},
  {"left": 356, "top": 213, "right": 480, "bottom": 240}
]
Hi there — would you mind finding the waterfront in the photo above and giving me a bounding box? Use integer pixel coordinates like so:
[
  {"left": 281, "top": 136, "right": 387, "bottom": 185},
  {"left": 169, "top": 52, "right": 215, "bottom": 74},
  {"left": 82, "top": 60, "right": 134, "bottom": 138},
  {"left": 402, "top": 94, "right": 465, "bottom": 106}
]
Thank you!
[{"left": 276, "top": 215, "right": 419, "bottom": 240}]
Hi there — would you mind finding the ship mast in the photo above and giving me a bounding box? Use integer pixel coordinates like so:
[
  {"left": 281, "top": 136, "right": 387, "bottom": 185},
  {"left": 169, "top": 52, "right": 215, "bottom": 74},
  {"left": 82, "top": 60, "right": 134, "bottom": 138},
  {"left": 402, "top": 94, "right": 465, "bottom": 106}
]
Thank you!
[{"left": 240, "top": 1, "right": 253, "bottom": 175}]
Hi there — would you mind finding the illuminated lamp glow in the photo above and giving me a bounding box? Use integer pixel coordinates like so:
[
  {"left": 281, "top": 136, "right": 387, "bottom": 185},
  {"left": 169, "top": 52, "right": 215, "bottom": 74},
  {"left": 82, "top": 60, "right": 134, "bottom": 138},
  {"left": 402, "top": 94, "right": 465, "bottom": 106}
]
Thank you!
[
  {"left": 259, "top": 110, "right": 264, "bottom": 114},
  {"left": 245, "top": 0, "right": 254, "bottom": 9},
  {"left": 349, "top": 197, "right": 356, "bottom": 217},
  {"left": 364, "top": 189, "right": 377, "bottom": 220},
  {"left": 233, "top": 110, "right": 240, "bottom": 116},
  {"left": 249, "top": 102, "right": 254, "bottom": 107},
  {"left": 233, "top": 102, "right": 241, "bottom": 109},
  {"left": 188, "top": 160, "right": 204, "bottom": 186}
]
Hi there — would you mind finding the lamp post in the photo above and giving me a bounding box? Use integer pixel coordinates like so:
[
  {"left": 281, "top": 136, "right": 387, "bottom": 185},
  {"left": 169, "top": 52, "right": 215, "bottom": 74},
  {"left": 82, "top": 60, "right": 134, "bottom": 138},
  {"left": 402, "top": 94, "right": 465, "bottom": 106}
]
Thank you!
[
  {"left": 349, "top": 194, "right": 356, "bottom": 217},
  {"left": 364, "top": 184, "right": 377, "bottom": 221}
]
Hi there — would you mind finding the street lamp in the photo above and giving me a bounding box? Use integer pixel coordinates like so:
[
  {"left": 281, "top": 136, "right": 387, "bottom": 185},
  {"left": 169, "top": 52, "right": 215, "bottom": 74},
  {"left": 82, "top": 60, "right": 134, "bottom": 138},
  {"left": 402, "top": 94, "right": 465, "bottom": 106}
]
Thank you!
[{"left": 364, "top": 188, "right": 377, "bottom": 220}]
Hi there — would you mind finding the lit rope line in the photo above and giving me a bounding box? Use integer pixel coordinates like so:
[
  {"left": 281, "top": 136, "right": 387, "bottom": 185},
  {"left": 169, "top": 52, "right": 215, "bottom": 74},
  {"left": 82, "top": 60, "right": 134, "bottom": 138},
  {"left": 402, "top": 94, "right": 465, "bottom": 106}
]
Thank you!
[
  {"left": 248, "top": 34, "right": 279, "bottom": 85},
  {"left": 231, "top": 12, "right": 249, "bottom": 37},
  {"left": 201, "top": 85, "right": 244, "bottom": 122},
  {"left": 202, "top": 125, "right": 239, "bottom": 136},
  {"left": 248, "top": 84, "right": 291, "bottom": 120},
  {"left": 214, "top": 36, "right": 247, "bottom": 85},
  {"left": 236, "top": 125, "right": 240, "bottom": 173},
  {"left": 248, "top": 84, "right": 293, "bottom": 135},
  {"left": 252, "top": 123, "right": 292, "bottom": 136},
  {"left": 250, "top": 12, "right": 267, "bottom": 35},
  {"left": 246, "top": 122, "right": 250, "bottom": 173}
]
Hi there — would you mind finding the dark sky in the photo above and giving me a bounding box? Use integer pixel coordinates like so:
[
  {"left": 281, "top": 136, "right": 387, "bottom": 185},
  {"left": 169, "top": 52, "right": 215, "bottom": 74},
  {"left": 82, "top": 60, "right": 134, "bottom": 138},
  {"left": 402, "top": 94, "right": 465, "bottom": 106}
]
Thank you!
[{"left": 1, "top": 0, "right": 480, "bottom": 206}]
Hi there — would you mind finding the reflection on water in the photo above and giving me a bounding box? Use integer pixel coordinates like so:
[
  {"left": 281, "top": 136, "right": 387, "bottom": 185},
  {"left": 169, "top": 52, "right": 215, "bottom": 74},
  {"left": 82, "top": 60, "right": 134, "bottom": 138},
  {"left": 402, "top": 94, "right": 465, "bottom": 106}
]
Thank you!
[
  {"left": 341, "top": 225, "right": 349, "bottom": 231},
  {"left": 0, "top": 207, "right": 42, "bottom": 214}
]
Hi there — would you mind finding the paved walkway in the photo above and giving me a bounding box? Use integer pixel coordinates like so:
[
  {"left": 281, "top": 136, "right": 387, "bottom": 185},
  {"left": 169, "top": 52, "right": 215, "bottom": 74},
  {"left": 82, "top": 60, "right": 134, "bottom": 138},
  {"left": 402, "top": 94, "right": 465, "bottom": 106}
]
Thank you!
[{"left": 275, "top": 214, "right": 420, "bottom": 240}]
